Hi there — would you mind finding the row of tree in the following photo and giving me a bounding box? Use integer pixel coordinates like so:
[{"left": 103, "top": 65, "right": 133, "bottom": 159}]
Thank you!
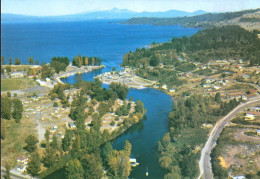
[
  {"left": 72, "top": 55, "right": 102, "bottom": 67},
  {"left": 1, "top": 56, "right": 38, "bottom": 65}
]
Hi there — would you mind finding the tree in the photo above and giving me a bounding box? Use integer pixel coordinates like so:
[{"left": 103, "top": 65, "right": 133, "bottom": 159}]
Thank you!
[
  {"left": 124, "top": 140, "right": 132, "bottom": 156},
  {"left": 9, "top": 58, "right": 12, "bottom": 65},
  {"left": 44, "top": 129, "right": 50, "bottom": 147},
  {"left": 7, "top": 92, "right": 11, "bottom": 97},
  {"left": 24, "top": 135, "right": 39, "bottom": 152},
  {"left": 215, "top": 92, "right": 221, "bottom": 103},
  {"left": 14, "top": 58, "right": 21, "bottom": 65},
  {"left": 66, "top": 159, "right": 84, "bottom": 179},
  {"left": 81, "top": 152, "right": 103, "bottom": 179},
  {"left": 135, "top": 100, "right": 144, "bottom": 114},
  {"left": 164, "top": 172, "right": 181, "bottom": 179},
  {"left": 12, "top": 99, "right": 23, "bottom": 123},
  {"left": 108, "top": 150, "right": 131, "bottom": 177},
  {"left": 53, "top": 101, "right": 58, "bottom": 107},
  {"left": 41, "top": 64, "right": 53, "bottom": 79},
  {"left": 27, "top": 152, "right": 41, "bottom": 176},
  {"left": 35, "top": 60, "right": 39, "bottom": 65},
  {"left": 51, "top": 134, "right": 58, "bottom": 149},
  {"left": 1, "top": 56, "right": 5, "bottom": 65},
  {"left": 1, "top": 120, "right": 6, "bottom": 140},
  {"left": 112, "top": 66, "right": 116, "bottom": 71},
  {"left": 62, "top": 129, "right": 73, "bottom": 152},
  {"left": 150, "top": 55, "right": 159, "bottom": 66},
  {"left": 1, "top": 95, "right": 12, "bottom": 120},
  {"left": 28, "top": 57, "right": 34, "bottom": 65},
  {"left": 109, "top": 82, "right": 129, "bottom": 100},
  {"left": 3, "top": 163, "right": 11, "bottom": 179},
  {"left": 42, "top": 148, "right": 57, "bottom": 167}
]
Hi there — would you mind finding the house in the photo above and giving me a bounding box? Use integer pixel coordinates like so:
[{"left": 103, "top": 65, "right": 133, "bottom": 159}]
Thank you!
[
  {"left": 169, "top": 89, "right": 176, "bottom": 93},
  {"left": 205, "top": 78, "right": 215, "bottom": 83},
  {"left": 213, "top": 85, "right": 221, "bottom": 90},
  {"left": 248, "top": 107, "right": 260, "bottom": 112},
  {"left": 241, "top": 95, "right": 248, "bottom": 101},
  {"left": 245, "top": 114, "right": 255, "bottom": 120},
  {"left": 16, "top": 163, "right": 27, "bottom": 172},
  {"left": 203, "top": 84, "right": 211, "bottom": 88},
  {"left": 17, "top": 156, "right": 29, "bottom": 164},
  {"left": 257, "top": 129, "right": 260, "bottom": 136},
  {"left": 11, "top": 72, "right": 24, "bottom": 78},
  {"left": 242, "top": 74, "right": 250, "bottom": 79},
  {"left": 161, "top": 84, "right": 168, "bottom": 90},
  {"left": 50, "top": 129, "right": 56, "bottom": 134},
  {"left": 233, "top": 176, "right": 245, "bottom": 179},
  {"left": 68, "top": 122, "right": 76, "bottom": 129}
]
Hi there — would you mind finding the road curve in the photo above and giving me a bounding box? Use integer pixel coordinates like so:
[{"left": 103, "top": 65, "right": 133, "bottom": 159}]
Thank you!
[{"left": 198, "top": 95, "right": 260, "bottom": 179}]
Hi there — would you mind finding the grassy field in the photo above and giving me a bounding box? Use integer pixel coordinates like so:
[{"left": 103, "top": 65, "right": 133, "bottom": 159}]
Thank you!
[
  {"left": 1, "top": 116, "right": 37, "bottom": 167},
  {"left": 1, "top": 78, "right": 38, "bottom": 91}
]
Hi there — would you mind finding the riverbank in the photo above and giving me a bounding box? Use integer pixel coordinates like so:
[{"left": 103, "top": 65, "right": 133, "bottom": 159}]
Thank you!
[{"left": 54, "top": 65, "right": 105, "bottom": 84}]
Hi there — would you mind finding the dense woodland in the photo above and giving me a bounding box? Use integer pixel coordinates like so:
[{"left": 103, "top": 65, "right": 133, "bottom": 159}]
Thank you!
[
  {"left": 123, "top": 8, "right": 260, "bottom": 27},
  {"left": 123, "top": 26, "right": 260, "bottom": 67},
  {"left": 158, "top": 93, "right": 240, "bottom": 178}
]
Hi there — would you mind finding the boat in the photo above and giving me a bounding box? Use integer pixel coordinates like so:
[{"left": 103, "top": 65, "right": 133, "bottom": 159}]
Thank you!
[
  {"left": 130, "top": 158, "right": 139, "bottom": 167},
  {"left": 146, "top": 166, "right": 148, "bottom": 176}
]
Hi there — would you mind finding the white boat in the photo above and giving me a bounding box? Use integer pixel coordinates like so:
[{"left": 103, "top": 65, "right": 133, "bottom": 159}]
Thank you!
[
  {"left": 130, "top": 158, "right": 139, "bottom": 167},
  {"left": 146, "top": 166, "right": 148, "bottom": 176}
]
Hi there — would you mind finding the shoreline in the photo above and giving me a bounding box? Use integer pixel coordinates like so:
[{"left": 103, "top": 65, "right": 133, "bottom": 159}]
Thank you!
[{"left": 54, "top": 65, "right": 105, "bottom": 84}]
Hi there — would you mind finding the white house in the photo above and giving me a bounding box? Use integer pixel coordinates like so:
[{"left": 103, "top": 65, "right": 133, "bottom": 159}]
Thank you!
[
  {"left": 11, "top": 72, "right": 24, "bottom": 78},
  {"left": 161, "top": 84, "right": 168, "bottom": 90},
  {"left": 69, "top": 122, "right": 76, "bottom": 129},
  {"left": 245, "top": 114, "right": 255, "bottom": 120},
  {"left": 213, "top": 85, "right": 221, "bottom": 90},
  {"left": 169, "top": 89, "right": 176, "bottom": 93},
  {"left": 16, "top": 163, "right": 27, "bottom": 172}
]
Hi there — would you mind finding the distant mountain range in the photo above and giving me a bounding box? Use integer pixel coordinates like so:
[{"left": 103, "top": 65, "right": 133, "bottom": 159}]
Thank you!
[{"left": 1, "top": 8, "right": 207, "bottom": 23}]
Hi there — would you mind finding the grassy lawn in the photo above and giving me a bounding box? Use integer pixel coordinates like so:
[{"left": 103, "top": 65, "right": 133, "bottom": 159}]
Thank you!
[
  {"left": 1, "top": 116, "right": 37, "bottom": 167},
  {"left": 1, "top": 78, "right": 38, "bottom": 91}
]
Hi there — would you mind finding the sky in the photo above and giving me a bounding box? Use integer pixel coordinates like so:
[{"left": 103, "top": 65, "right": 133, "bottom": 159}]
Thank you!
[{"left": 2, "top": 0, "right": 260, "bottom": 16}]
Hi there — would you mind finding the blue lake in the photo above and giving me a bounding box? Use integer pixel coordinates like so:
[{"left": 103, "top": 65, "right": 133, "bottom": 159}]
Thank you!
[{"left": 2, "top": 20, "right": 199, "bottom": 178}]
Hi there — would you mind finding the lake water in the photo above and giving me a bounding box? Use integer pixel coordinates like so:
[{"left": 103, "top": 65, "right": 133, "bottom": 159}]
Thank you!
[{"left": 1, "top": 20, "right": 199, "bottom": 178}]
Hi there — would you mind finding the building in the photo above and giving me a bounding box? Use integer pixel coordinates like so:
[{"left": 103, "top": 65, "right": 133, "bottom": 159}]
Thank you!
[
  {"left": 11, "top": 72, "right": 24, "bottom": 78},
  {"left": 16, "top": 163, "right": 27, "bottom": 172},
  {"left": 169, "top": 89, "right": 176, "bottom": 93},
  {"left": 248, "top": 107, "right": 260, "bottom": 112},
  {"left": 233, "top": 176, "right": 245, "bottom": 179},
  {"left": 245, "top": 114, "right": 255, "bottom": 120},
  {"left": 69, "top": 122, "right": 76, "bottom": 129},
  {"left": 161, "top": 84, "right": 167, "bottom": 90},
  {"left": 16, "top": 156, "right": 29, "bottom": 164}
]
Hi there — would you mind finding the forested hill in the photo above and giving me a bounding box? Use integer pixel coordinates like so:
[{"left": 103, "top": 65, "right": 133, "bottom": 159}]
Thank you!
[
  {"left": 122, "top": 8, "right": 260, "bottom": 31},
  {"left": 123, "top": 25, "right": 260, "bottom": 67}
]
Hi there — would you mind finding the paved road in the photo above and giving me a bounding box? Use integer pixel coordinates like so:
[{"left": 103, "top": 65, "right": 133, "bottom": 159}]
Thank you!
[{"left": 198, "top": 95, "right": 260, "bottom": 179}]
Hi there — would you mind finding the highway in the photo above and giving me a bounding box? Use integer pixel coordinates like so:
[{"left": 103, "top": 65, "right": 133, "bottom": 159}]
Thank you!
[{"left": 198, "top": 95, "right": 260, "bottom": 179}]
